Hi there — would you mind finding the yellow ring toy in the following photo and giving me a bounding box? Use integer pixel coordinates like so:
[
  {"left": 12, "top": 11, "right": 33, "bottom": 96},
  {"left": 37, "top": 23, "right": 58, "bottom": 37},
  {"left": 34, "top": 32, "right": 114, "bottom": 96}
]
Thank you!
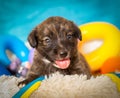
[{"left": 78, "top": 22, "right": 120, "bottom": 71}]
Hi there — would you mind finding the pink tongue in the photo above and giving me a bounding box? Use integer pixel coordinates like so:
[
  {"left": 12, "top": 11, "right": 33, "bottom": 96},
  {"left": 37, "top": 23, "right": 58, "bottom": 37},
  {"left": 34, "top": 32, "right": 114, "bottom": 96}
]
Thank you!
[{"left": 55, "top": 59, "right": 70, "bottom": 69}]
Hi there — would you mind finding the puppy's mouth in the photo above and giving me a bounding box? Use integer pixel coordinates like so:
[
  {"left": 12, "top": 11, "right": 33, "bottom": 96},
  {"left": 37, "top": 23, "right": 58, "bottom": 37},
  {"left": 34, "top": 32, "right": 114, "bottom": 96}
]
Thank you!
[{"left": 54, "top": 58, "right": 70, "bottom": 69}]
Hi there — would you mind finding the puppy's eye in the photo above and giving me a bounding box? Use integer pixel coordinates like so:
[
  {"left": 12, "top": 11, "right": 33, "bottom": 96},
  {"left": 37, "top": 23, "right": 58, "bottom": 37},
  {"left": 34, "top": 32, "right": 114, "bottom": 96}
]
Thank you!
[
  {"left": 67, "top": 34, "right": 73, "bottom": 40},
  {"left": 43, "top": 37, "right": 51, "bottom": 44}
]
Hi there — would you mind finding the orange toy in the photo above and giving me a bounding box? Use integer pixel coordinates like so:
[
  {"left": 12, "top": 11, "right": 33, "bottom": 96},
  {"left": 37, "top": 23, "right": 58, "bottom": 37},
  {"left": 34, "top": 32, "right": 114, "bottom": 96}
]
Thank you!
[{"left": 101, "top": 57, "right": 120, "bottom": 74}]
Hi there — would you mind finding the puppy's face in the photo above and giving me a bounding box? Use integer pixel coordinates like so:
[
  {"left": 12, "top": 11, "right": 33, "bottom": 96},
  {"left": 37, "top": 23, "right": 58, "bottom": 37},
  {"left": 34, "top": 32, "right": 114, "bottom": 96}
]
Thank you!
[{"left": 28, "top": 17, "right": 82, "bottom": 69}]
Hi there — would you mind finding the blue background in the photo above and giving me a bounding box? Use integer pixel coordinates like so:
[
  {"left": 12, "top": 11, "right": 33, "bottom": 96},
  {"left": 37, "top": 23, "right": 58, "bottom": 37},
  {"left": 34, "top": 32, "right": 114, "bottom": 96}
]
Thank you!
[{"left": 0, "top": 0, "right": 120, "bottom": 42}]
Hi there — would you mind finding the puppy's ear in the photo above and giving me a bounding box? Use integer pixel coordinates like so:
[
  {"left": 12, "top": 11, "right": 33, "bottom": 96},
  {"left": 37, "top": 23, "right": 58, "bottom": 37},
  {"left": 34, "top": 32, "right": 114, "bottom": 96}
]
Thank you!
[
  {"left": 28, "top": 29, "right": 37, "bottom": 48},
  {"left": 71, "top": 21, "right": 82, "bottom": 41},
  {"left": 74, "top": 25, "right": 82, "bottom": 41},
  {"left": 76, "top": 28, "right": 82, "bottom": 41}
]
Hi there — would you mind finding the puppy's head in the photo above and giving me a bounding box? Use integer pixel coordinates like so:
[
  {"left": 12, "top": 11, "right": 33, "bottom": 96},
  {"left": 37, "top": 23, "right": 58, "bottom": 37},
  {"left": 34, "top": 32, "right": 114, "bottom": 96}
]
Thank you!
[{"left": 28, "top": 16, "right": 82, "bottom": 69}]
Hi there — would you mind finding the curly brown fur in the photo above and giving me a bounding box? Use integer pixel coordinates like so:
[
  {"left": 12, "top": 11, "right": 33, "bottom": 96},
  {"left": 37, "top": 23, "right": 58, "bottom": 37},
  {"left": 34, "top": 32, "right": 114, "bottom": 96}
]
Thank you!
[{"left": 18, "top": 16, "right": 91, "bottom": 86}]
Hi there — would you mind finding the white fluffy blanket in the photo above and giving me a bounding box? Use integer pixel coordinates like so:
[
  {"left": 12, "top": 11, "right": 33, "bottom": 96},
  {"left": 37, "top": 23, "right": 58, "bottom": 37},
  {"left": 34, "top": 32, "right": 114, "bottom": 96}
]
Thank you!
[
  {"left": 0, "top": 73, "right": 120, "bottom": 98},
  {"left": 0, "top": 75, "right": 23, "bottom": 98}
]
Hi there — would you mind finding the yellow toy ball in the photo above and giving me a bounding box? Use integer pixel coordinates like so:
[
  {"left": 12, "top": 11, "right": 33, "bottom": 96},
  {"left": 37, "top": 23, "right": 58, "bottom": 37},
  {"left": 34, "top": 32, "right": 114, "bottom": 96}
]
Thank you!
[{"left": 78, "top": 22, "right": 120, "bottom": 72}]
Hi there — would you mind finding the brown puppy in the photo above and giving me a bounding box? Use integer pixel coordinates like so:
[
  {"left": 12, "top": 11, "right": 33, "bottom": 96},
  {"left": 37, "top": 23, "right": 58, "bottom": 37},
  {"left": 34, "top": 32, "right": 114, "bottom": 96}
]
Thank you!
[{"left": 18, "top": 16, "right": 91, "bottom": 86}]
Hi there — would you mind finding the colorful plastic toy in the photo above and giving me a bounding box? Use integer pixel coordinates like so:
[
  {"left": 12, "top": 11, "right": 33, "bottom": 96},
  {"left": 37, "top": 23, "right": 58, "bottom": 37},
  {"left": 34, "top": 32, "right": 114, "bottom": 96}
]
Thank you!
[
  {"left": 8, "top": 58, "right": 31, "bottom": 77},
  {"left": 28, "top": 48, "right": 34, "bottom": 64},
  {"left": 78, "top": 22, "right": 120, "bottom": 71},
  {"left": 101, "top": 57, "right": 120, "bottom": 74},
  {"left": 0, "top": 35, "right": 29, "bottom": 66},
  {"left": 13, "top": 76, "right": 45, "bottom": 98}
]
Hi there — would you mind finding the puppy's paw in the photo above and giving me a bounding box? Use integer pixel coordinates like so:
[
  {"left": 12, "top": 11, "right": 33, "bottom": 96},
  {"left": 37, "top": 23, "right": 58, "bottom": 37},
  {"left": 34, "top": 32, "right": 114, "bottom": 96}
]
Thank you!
[{"left": 18, "top": 80, "right": 28, "bottom": 88}]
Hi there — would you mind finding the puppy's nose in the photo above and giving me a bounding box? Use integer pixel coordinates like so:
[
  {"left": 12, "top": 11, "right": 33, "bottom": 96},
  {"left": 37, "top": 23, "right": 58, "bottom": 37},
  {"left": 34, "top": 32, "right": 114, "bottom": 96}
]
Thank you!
[{"left": 59, "top": 51, "right": 68, "bottom": 58}]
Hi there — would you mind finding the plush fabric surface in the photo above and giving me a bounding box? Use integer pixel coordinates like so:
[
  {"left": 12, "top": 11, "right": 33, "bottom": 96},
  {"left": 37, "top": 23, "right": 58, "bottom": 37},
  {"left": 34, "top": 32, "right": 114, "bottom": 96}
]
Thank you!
[
  {"left": 0, "top": 73, "right": 120, "bottom": 98},
  {"left": 30, "top": 73, "right": 120, "bottom": 98},
  {"left": 0, "top": 75, "right": 23, "bottom": 98}
]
